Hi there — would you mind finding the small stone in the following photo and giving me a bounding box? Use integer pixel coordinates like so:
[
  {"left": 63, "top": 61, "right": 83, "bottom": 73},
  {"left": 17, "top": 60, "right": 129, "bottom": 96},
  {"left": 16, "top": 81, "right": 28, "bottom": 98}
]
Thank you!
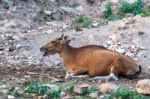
[
  {"left": 1, "top": 85, "right": 7, "bottom": 89},
  {"left": 24, "top": 75, "right": 31, "bottom": 79},
  {"left": 43, "top": 84, "right": 59, "bottom": 92},
  {"left": 62, "top": 95, "right": 71, "bottom": 99},
  {"left": 136, "top": 79, "right": 150, "bottom": 95},
  {"left": 7, "top": 95, "right": 15, "bottom": 99},
  {"left": 92, "top": 22, "right": 99, "bottom": 28},
  {"left": 44, "top": 10, "right": 52, "bottom": 15},
  {"left": 46, "top": 29, "right": 54, "bottom": 34},
  {"left": 60, "top": 91, "right": 66, "bottom": 97},
  {"left": 118, "top": 22, "right": 128, "bottom": 30},
  {"left": 74, "top": 86, "right": 81, "bottom": 94},
  {"left": 117, "top": 48, "right": 125, "bottom": 54},
  {"left": 1, "top": 89, "right": 9, "bottom": 94},
  {"left": 12, "top": 35, "right": 20, "bottom": 41},
  {"left": 99, "top": 82, "right": 119, "bottom": 94},
  {"left": 89, "top": 92, "right": 98, "bottom": 98},
  {"left": 108, "top": 34, "right": 119, "bottom": 44}
]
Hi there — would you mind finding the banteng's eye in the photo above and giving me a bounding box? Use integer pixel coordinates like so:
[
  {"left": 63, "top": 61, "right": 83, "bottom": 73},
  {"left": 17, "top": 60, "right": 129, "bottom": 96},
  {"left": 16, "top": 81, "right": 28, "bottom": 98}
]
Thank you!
[{"left": 51, "top": 41, "right": 56, "bottom": 43}]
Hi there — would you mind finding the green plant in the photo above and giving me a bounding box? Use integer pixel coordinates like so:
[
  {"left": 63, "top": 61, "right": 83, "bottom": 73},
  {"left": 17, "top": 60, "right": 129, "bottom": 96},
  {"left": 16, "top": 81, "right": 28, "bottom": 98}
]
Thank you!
[
  {"left": 75, "top": 15, "right": 92, "bottom": 28},
  {"left": 25, "top": 80, "right": 50, "bottom": 96},
  {"left": 3, "top": 0, "right": 13, "bottom": 9},
  {"left": 9, "top": 44, "right": 16, "bottom": 52},
  {"left": 42, "top": 0, "right": 49, "bottom": 10},
  {"left": 138, "top": 31, "right": 145, "bottom": 36},
  {"left": 65, "top": 83, "right": 74, "bottom": 94},
  {"left": 119, "top": 0, "right": 143, "bottom": 17},
  {"left": 80, "top": 85, "right": 98, "bottom": 95},
  {"left": 104, "top": 2, "right": 113, "bottom": 20},
  {"left": 47, "top": 90, "right": 61, "bottom": 99},
  {"left": 108, "top": 87, "right": 148, "bottom": 99},
  {"left": 80, "top": 87, "right": 90, "bottom": 94}
]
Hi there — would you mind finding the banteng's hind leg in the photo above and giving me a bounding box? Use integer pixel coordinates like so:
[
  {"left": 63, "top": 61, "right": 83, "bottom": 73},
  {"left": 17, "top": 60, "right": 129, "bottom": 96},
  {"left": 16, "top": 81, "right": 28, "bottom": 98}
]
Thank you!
[
  {"left": 90, "top": 73, "right": 118, "bottom": 81},
  {"left": 91, "top": 58, "right": 122, "bottom": 81}
]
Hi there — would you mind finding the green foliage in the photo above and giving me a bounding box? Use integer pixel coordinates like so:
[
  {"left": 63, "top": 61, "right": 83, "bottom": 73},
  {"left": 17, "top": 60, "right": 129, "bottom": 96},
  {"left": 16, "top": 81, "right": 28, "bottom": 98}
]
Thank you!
[
  {"left": 80, "top": 87, "right": 90, "bottom": 94},
  {"left": 138, "top": 31, "right": 145, "bottom": 36},
  {"left": 75, "top": 15, "right": 92, "bottom": 28},
  {"left": 3, "top": 0, "right": 13, "bottom": 9},
  {"left": 0, "top": 91, "right": 4, "bottom": 96},
  {"left": 138, "top": 8, "right": 150, "bottom": 17},
  {"left": 89, "top": 86, "right": 98, "bottom": 92},
  {"left": 47, "top": 90, "right": 61, "bottom": 99},
  {"left": 108, "top": 87, "right": 148, "bottom": 99},
  {"left": 104, "top": 2, "right": 113, "bottom": 20},
  {"left": 26, "top": 80, "right": 50, "bottom": 96},
  {"left": 42, "top": 0, "right": 49, "bottom": 10},
  {"left": 65, "top": 82, "right": 74, "bottom": 94},
  {"left": 119, "top": 0, "right": 143, "bottom": 17},
  {"left": 80, "top": 85, "right": 98, "bottom": 95},
  {"left": 104, "top": 0, "right": 150, "bottom": 21},
  {"left": 9, "top": 44, "right": 16, "bottom": 52}
]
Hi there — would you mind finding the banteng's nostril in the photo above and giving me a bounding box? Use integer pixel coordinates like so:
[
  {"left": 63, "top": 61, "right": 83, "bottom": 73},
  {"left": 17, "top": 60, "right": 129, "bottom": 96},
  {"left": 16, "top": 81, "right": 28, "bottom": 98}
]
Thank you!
[{"left": 40, "top": 47, "right": 45, "bottom": 52}]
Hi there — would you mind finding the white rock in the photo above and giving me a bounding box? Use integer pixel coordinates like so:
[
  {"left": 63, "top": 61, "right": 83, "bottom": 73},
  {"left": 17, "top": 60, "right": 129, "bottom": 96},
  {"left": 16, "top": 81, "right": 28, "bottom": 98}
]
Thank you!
[
  {"left": 62, "top": 95, "right": 71, "bottom": 99},
  {"left": 136, "top": 79, "right": 150, "bottom": 95},
  {"left": 126, "top": 0, "right": 137, "bottom": 4},
  {"left": 118, "top": 22, "right": 128, "bottom": 30},
  {"left": 7, "top": 95, "right": 15, "bottom": 99},
  {"left": 1, "top": 89, "right": 9, "bottom": 94},
  {"left": 92, "top": 22, "right": 99, "bottom": 28},
  {"left": 99, "top": 82, "right": 119, "bottom": 94},
  {"left": 74, "top": 84, "right": 89, "bottom": 94},
  {"left": 46, "top": 29, "right": 54, "bottom": 34},
  {"left": 117, "top": 48, "right": 125, "bottom": 54},
  {"left": 44, "top": 10, "right": 52, "bottom": 15},
  {"left": 12, "top": 35, "right": 20, "bottom": 41},
  {"left": 89, "top": 92, "right": 98, "bottom": 98},
  {"left": 60, "top": 91, "right": 66, "bottom": 97},
  {"left": 1, "top": 85, "right": 7, "bottom": 89},
  {"left": 43, "top": 84, "right": 59, "bottom": 92},
  {"left": 109, "top": 34, "right": 119, "bottom": 44}
]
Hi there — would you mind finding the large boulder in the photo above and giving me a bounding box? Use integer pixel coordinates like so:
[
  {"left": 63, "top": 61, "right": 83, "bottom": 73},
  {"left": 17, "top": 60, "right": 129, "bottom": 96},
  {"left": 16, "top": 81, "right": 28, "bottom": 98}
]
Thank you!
[
  {"left": 99, "top": 82, "right": 119, "bottom": 94},
  {"left": 136, "top": 79, "right": 150, "bottom": 95}
]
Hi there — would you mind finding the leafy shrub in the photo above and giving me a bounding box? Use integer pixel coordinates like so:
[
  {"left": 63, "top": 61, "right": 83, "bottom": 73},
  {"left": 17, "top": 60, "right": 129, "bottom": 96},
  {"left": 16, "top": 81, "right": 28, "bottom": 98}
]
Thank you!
[
  {"left": 119, "top": 0, "right": 143, "bottom": 17},
  {"left": 63, "top": 82, "right": 74, "bottom": 94},
  {"left": 74, "top": 15, "right": 92, "bottom": 28},
  {"left": 80, "top": 86, "right": 98, "bottom": 95},
  {"left": 47, "top": 90, "right": 61, "bottom": 99},
  {"left": 3, "top": 0, "right": 13, "bottom": 9},
  {"left": 104, "top": 0, "right": 150, "bottom": 20},
  {"left": 104, "top": 2, "right": 113, "bottom": 20},
  {"left": 42, "top": 0, "right": 49, "bottom": 10},
  {"left": 108, "top": 87, "right": 148, "bottom": 99}
]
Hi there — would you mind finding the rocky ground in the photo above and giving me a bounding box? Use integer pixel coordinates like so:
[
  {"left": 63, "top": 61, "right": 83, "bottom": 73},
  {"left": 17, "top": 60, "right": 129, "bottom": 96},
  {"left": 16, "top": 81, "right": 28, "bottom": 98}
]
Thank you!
[{"left": 0, "top": 0, "right": 150, "bottom": 98}]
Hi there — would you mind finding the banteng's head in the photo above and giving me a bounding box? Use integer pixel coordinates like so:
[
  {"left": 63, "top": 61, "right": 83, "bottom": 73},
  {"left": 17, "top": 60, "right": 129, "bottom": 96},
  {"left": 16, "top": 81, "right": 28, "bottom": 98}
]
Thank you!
[{"left": 40, "top": 34, "right": 71, "bottom": 56}]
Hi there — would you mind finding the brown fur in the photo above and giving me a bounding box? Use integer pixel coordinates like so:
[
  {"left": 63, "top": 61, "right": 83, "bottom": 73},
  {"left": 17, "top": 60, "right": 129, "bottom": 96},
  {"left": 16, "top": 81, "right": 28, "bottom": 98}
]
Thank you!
[{"left": 40, "top": 35, "right": 141, "bottom": 79}]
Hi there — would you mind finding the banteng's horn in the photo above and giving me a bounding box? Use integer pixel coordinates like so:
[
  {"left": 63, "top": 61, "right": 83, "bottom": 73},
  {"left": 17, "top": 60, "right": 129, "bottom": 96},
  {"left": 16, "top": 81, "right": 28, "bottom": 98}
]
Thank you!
[{"left": 59, "top": 33, "right": 64, "bottom": 40}]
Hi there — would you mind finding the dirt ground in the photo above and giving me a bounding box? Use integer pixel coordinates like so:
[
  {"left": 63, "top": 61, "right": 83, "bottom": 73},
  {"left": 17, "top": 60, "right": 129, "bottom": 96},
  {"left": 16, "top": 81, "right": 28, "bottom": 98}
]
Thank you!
[{"left": 0, "top": 65, "right": 150, "bottom": 90}]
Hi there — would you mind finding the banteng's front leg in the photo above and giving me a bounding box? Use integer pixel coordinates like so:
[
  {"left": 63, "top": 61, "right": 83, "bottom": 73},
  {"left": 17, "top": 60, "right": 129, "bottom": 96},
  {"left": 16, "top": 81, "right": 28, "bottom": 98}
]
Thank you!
[
  {"left": 65, "top": 71, "right": 88, "bottom": 80},
  {"left": 65, "top": 66, "right": 88, "bottom": 80}
]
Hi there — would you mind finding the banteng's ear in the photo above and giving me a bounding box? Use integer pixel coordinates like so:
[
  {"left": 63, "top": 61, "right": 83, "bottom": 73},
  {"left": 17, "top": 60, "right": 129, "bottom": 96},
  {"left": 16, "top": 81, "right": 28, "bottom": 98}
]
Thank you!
[
  {"left": 61, "top": 35, "right": 71, "bottom": 44},
  {"left": 59, "top": 33, "right": 64, "bottom": 40}
]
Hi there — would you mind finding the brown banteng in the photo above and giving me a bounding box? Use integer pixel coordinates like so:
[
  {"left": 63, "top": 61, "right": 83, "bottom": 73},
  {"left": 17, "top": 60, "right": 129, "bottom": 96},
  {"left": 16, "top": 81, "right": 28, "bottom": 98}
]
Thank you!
[{"left": 40, "top": 34, "right": 141, "bottom": 81}]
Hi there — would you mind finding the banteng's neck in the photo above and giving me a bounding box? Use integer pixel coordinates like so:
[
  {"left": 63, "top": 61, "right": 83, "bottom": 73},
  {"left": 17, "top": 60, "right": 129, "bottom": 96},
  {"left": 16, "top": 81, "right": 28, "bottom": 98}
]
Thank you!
[{"left": 59, "top": 44, "right": 76, "bottom": 66}]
